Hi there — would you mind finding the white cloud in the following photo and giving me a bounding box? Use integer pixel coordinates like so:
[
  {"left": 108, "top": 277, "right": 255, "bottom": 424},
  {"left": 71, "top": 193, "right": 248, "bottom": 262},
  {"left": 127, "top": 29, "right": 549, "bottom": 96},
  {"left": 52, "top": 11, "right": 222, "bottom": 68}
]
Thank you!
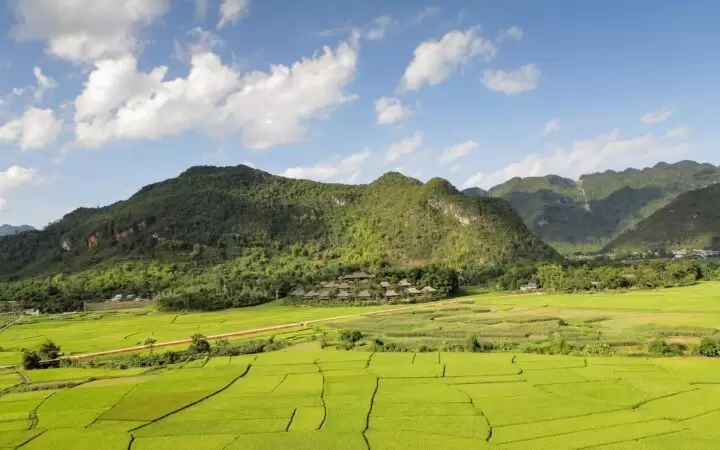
[
  {"left": 544, "top": 118, "right": 560, "bottom": 135},
  {"left": 12, "top": 0, "right": 169, "bottom": 62},
  {"left": 482, "top": 63, "right": 540, "bottom": 95},
  {"left": 500, "top": 26, "right": 523, "bottom": 41},
  {"left": 73, "top": 38, "right": 359, "bottom": 150},
  {"left": 642, "top": 106, "right": 675, "bottom": 124},
  {"left": 439, "top": 140, "right": 478, "bottom": 164},
  {"left": 462, "top": 129, "right": 689, "bottom": 189},
  {"left": 364, "top": 15, "right": 396, "bottom": 41},
  {"left": 0, "top": 108, "right": 62, "bottom": 150},
  {"left": 0, "top": 165, "right": 40, "bottom": 209},
  {"left": 385, "top": 131, "right": 424, "bottom": 163},
  {"left": 401, "top": 27, "right": 496, "bottom": 91},
  {"left": 194, "top": 0, "right": 209, "bottom": 21},
  {"left": 666, "top": 125, "right": 690, "bottom": 138},
  {"left": 280, "top": 150, "right": 370, "bottom": 181},
  {"left": 218, "top": 0, "right": 250, "bottom": 29},
  {"left": 32, "top": 67, "right": 57, "bottom": 101},
  {"left": 375, "top": 97, "right": 413, "bottom": 125},
  {"left": 413, "top": 7, "right": 441, "bottom": 24}
]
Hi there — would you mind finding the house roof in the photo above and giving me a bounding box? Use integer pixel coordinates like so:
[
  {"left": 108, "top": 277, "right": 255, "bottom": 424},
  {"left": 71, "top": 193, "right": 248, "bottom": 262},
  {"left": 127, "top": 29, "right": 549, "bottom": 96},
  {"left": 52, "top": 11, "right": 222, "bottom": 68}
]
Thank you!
[
  {"left": 337, "top": 291, "right": 350, "bottom": 298},
  {"left": 384, "top": 289, "right": 401, "bottom": 297},
  {"left": 357, "top": 290, "right": 372, "bottom": 298},
  {"left": 317, "top": 290, "right": 332, "bottom": 297},
  {"left": 406, "top": 287, "right": 422, "bottom": 294},
  {"left": 398, "top": 279, "right": 412, "bottom": 287},
  {"left": 303, "top": 291, "right": 319, "bottom": 298},
  {"left": 421, "top": 286, "right": 437, "bottom": 293},
  {"left": 336, "top": 283, "right": 350, "bottom": 289},
  {"left": 290, "top": 289, "right": 305, "bottom": 296},
  {"left": 380, "top": 281, "right": 390, "bottom": 287}
]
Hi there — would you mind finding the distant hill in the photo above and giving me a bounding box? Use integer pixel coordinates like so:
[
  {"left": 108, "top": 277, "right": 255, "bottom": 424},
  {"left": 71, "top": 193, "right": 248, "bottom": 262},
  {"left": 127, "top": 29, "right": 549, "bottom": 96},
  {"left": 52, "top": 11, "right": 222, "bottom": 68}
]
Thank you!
[
  {"left": 606, "top": 183, "right": 720, "bottom": 251},
  {"left": 0, "top": 224, "right": 35, "bottom": 237},
  {"left": 461, "top": 187, "right": 488, "bottom": 198},
  {"left": 0, "top": 166, "right": 557, "bottom": 278},
  {"left": 474, "top": 161, "right": 720, "bottom": 251}
]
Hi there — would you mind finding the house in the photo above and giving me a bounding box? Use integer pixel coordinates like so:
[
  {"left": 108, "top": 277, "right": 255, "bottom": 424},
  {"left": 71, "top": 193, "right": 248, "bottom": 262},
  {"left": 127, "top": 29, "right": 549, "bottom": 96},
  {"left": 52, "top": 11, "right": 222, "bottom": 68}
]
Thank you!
[
  {"left": 290, "top": 289, "right": 305, "bottom": 297},
  {"left": 341, "top": 271, "right": 373, "bottom": 281},
  {"left": 303, "top": 291, "right": 319, "bottom": 299},
  {"left": 323, "top": 281, "right": 338, "bottom": 288},
  {"left": 380, "top": 281, "right": 390, "bottom": 288},
  {"left": 111, "top": 294, "right": 123, "bottom": 302},
  {"left": 357, "top": 290, "right": 372, "bottom": 300},
  {"left": 336, "top": 283, "right": 350, "bottom": 290},
  {"left": 520, "top": 282, "right": 539, "bottom": 292},
  {"left": 384, "top": 289, "right": 401, "bottom": 299},
  {"left": 23, "top": 308, "right": 40, "bottom": 316},
  {"left": 421, "top": 286, "right": 438, "bottom": 295},
  {"left": 317, "top": 290, "right": 332, "bottom": 300},
  {"left": 398, "top": 279, "right": 412, "bottom": 287},
  {"left": 337, "top": 291, "right": 351, "bottom": 300},
  {"left": 406, "top": 287, "right": 422, "bottom": 296}
]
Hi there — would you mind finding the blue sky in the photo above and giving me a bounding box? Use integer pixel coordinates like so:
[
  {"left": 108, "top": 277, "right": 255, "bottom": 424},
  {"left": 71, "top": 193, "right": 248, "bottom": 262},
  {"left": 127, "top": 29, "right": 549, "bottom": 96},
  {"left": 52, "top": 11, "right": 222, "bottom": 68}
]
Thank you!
[{"left": 0, "top": 0, "right": 719, "bottom": 228}]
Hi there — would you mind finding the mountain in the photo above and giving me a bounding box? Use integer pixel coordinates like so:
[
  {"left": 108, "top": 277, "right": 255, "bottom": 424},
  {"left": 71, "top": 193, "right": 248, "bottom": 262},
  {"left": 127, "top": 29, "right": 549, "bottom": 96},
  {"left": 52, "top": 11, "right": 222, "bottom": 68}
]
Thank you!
[
  {"left": 461, "top": 187, "right": 488, "bottom": 198},
  {"left": 0, "top": 166, "right": 557, "bottom": 278},
  {"left": 479, "top": 161, "right": 720, "bottom": 251},
  {"left": 607, "top": 183, "right": 720, "bottom": 251},
  {"left": 0, "top": 224, "right": 35, "bottom": 237}
]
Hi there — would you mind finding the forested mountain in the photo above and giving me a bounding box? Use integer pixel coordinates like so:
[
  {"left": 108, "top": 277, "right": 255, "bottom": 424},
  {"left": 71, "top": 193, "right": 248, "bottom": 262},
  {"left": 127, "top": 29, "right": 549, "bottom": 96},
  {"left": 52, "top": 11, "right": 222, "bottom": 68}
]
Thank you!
[
  {"left": 606, "top": 183, "right": 720, "bottom": 251},
  {"left": 475, "top": 161, "right": 720, "bottom": 251},
  {"left": 0, "top": 165, "right": 557, "bottom": 278},
  {"left": 461, "top": 187, "right": 488, "bottom": 198},
  {"left": 0, "top": 224, "right": 35, "bottom": 237}
]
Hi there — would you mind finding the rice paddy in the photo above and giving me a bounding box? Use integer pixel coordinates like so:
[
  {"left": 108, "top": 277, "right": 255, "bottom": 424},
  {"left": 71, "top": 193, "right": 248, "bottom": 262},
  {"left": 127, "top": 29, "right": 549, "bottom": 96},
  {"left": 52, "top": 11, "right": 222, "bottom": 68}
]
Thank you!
[{"left": 0, "top": 350, "right": 718, "bottom": 449}]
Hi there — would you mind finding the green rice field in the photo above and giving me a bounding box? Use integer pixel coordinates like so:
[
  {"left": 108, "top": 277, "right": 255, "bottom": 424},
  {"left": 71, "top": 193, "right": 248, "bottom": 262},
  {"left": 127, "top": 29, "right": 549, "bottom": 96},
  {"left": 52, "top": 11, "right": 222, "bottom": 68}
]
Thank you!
[
  {"left": 0, "top": 349, "right": 719, "bottom": 449},
  {"left": 2, "top": 283, "right": 720, "bottom": 366}
]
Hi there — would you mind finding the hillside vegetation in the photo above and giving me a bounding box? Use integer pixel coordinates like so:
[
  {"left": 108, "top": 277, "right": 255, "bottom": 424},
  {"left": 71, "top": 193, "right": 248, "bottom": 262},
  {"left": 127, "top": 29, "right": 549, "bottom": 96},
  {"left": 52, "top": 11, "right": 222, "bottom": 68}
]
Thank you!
[
  {"left": 607, "top": 182, "right": 720, "bottom": 251},
  {"left": 0, "top": 166, "right": 556, "bottom": 279},
  {"left": 479, "top": 161, "right": 720, "bottom": 251}
]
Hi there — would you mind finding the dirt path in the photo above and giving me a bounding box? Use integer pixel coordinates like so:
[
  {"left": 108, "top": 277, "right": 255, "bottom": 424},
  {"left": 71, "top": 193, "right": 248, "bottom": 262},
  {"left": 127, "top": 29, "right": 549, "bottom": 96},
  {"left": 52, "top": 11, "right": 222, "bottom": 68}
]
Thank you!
[{"left": 3, "top": 293, "right": 541, "bottom": 367}]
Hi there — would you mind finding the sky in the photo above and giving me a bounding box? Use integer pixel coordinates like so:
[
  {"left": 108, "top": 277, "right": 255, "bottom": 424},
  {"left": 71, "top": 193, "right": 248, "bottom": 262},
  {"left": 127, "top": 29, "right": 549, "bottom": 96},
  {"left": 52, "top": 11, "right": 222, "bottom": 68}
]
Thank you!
[{"left": 0, "top": 0, "right": 719, "bottom": 228}]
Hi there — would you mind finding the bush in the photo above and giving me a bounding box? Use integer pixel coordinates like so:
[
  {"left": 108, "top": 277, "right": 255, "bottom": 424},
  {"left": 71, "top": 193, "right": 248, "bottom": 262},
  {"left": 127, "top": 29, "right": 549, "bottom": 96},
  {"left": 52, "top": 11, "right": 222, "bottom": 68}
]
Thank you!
[
  {"left": 697, "top": 338, "right": 720, "bottom": 357},
  {"left": 22, "top": 349, "right": 42, "bottom": 370},
  {"left": 647, "top": 339, "right": 685, "bottom": 356}
]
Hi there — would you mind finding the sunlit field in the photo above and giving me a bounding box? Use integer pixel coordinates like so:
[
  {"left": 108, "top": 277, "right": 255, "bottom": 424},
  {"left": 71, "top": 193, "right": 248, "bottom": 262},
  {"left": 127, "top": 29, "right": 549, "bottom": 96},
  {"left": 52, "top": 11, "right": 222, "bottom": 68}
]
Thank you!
[{"left": 1, "top": 350, "right": 719, "bottom": 449}]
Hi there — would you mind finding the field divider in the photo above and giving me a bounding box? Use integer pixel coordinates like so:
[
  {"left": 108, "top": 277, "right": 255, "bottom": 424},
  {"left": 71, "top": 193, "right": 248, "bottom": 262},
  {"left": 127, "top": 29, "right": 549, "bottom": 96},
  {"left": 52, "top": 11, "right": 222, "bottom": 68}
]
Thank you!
[
  {"left": 362, "top": 377, "right": 380, "bottom": 450},
  {"left": 448, "top": 383, "right": 493, "bottom": 441},
  {"left": 315, "top": 362, "right": 327, "bottom": 430},
  {"left": 129, "top": 363, "right": 251, "bottom": 434},
  {"left": 23, "top": 294, "right": 540, "bottom": 367},
  {"left": 284, "top": 408, "right": 297, "bottom": 432},
  {"left": 270, "top": 374, "right": 288, "bottom": 392},
  {"left": 576, "top": 428, "right": 689, "bottom": 450},
  {"left": 15, "top": 429, "right": 46, "bottom": 448},
  {"left": 28, "top": 390, "right": 57, "bottom": 429},
  {"left": 87, "top": 383, "right": 141, "bottom": 429},
  {"left": 631, "top": 388, "right": 699, "bottom": 409}
]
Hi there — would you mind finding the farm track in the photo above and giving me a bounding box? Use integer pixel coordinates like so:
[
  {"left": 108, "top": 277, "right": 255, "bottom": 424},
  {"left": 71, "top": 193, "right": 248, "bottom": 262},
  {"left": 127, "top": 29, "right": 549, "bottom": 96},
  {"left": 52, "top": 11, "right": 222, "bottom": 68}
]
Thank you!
[{"left": 3, "top": 293, "right": 540, "bottom": 367}]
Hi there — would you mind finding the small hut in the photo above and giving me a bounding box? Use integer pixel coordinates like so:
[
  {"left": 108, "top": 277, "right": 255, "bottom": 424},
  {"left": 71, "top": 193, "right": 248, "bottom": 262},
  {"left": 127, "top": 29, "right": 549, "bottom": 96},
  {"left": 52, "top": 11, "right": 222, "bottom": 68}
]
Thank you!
[
  {"left": 336, "top": 283, "right": 350, "bottom": 290},
  {"left": 384, "top": 289, "right": 401, "bottom": 299},
  {"left": 520, "top": 282, "right": 538, "bottom": 292},
  {"left": 406, "top": 287, "right": 422, "bottom": 296},
  {"left": 290, "top": 289, "right": 306, "bottom": 297},
  {"left": 324, "top": 281, "right": 338, "bottom": 289},
  {"left": 379, "top": 281, "right": 390, "bottom": 288},
  {"left": 421, "top": 286, "right": 438, "bottom": 295},
  {"left": 317, "top": 290, "right": 332, "bottom": 299},
  {"left": 357, "top": 290, "right": 372, "bottom": 300},
  {"left": 398, "top": 279, "right": 412, "bottom": 287},
  {"left": 337, "top": 291, "right": 351, "bottom": 300},
  {"left": 303, "top": 291, "right": 319, "bottom": 299}
]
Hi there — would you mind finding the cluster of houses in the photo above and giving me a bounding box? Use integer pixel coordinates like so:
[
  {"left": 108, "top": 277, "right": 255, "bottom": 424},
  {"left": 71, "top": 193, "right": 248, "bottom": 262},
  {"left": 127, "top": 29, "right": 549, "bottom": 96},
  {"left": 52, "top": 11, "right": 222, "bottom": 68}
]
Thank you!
[
  {"left": 290, "top": 271, "right": 438, "bottom": 302},
  {"left": 672, "top": 249, "right": 720, "bottom": 260}
]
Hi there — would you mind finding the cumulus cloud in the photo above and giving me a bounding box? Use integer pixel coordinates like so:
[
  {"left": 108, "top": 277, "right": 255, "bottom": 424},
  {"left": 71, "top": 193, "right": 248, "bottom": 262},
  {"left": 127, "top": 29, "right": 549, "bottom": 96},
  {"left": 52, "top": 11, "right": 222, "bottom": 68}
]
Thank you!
[
  {"left": 364, "top": 15, "right": 396, "bottom": 41},
  {"left": 375, "top": 97, "right": 413, "bottom": 125},
  {"left": 642, "top": 106, "right": 675, "bottom": 124},
  {"left": 385, "top": 131, "right": 424, "bottom": 163},
  {"left": 218, "top": 0, "right": 250, "bottom": 29},
  {"left": 666, "top": 125, "right": 690, "bottom": 138},
  {"left": 401, "top": 27, "right": 496, "bottom": 91},
  {"left": 438, "top": 140, "right": 478, "bottom": 164},
  {"left": 280, "top": 150, "right": 371, "bottom": 181},
  {"left": 544, "top": 118, "right": 560, "bottom": 135},
  {"left": 0, "top": 165, "right": 40, "bottom": 210},
  {"left": 72, "top": 38, "right": 359, "bottom": 150},
  {"left": 0, "top": 108, "right": 62, "bottom": 150},
  {"left": 11, "top": 0, "right": 169, "bottom": 62},
  {"left": 482, "top": 63, "right": 540, "bottom": 95},
  {"left": 462, "top": 129, "right": 689, "bottom": 189}
]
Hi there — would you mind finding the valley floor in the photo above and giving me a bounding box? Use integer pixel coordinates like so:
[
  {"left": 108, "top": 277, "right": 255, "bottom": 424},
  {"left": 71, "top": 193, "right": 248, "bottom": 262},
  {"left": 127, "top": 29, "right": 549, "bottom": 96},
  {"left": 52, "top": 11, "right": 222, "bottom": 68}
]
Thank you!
[{"left": 1, "top": 350, "right": 720, "bottom": 449}]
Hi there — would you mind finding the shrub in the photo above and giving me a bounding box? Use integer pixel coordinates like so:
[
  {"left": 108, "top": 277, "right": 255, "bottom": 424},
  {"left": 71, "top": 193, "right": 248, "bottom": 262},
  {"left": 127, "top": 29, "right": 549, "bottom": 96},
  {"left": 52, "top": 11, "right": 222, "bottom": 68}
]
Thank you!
[
  {"left": 697, "top": 338, "right": 720, "bottom": 357},
  {"left": 22, "top": 349, "right": 42, "bottom": 369},
  {"left": 647, "top": 339, "right": 684, "bottom": 356}
]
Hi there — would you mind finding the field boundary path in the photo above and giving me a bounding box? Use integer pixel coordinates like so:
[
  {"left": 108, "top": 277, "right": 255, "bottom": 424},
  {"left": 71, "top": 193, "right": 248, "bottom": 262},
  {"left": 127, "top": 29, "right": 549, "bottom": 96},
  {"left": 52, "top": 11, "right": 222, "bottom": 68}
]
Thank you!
[{"left": 1, "top": 293, "right": 542, "bottom": 368}]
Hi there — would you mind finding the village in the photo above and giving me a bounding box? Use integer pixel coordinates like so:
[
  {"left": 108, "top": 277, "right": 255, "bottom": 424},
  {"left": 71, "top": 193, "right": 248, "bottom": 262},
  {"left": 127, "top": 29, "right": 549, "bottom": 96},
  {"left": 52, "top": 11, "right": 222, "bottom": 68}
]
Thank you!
[{"left": 290, "top": 271, "right": 439, "bottom": 302}]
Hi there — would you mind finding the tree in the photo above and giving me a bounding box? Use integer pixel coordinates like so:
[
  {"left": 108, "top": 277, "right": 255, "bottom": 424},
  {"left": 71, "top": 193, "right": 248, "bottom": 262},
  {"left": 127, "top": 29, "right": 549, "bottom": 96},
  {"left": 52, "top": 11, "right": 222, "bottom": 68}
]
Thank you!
[
  {"left": 188, "top": 333, "right": 211, "bottom": 354},
  {"left": 144, "top": 338, "right": 157, "bottom": 354},
  {"left": 22, "top": 349, "right": 42, "bottom": 370},
  {"left": 39, "top": 340, "right": 61, "bottom": 360}
]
